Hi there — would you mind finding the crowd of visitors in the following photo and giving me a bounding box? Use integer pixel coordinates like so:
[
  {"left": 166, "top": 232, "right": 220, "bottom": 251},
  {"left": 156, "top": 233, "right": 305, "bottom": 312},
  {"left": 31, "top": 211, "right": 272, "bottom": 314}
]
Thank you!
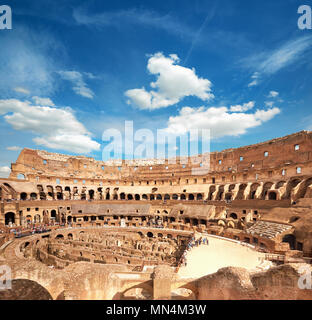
[{"left": 178, "top": 234, "right": 210, "bottom": 268}]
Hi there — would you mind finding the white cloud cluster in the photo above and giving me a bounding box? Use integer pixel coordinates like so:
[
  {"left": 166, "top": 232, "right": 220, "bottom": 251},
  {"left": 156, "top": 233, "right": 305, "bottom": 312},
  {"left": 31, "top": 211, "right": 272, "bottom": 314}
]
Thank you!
[
  {"left": 58, "top": 71, "right": 95, "bottom": 99},
  {"left": 165, "top": 104, "right": 280, "bottom": 138},
  {"left": 125, "top": 53, "right": 214, "bottom": 110},
  {"left": 0, "top": 166, "right": 11, "bottom": 178},
  {"left": 230, "top": 101, "right": 255, "bottom": 112},
  {"left": 0, "top": 99, "right": 100, "bottom": 154}
]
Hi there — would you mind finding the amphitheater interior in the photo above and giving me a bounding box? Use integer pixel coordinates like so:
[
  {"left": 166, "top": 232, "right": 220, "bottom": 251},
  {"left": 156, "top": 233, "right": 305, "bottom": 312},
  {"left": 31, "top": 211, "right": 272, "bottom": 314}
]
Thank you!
[{"left": 1, "top": 131, "right": 312, "bottom": 300}]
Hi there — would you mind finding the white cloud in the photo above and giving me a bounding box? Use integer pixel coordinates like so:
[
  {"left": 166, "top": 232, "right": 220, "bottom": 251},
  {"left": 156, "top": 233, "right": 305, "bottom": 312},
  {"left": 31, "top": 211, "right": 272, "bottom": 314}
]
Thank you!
[
  {"left": 0, "top": 99, "right": 100, "bottom": 154},
  {"left": 6, "top": 146, "right": 22, "bottom": 151},
  {"left": 73, "top": 7, "right": 195, "bottom": 40},
  {"left": 230, "top": 101, "right": 255, "bottom": 112},
  {"left": 248, "top": 72, "right": 260, "bottom": 87},
  {"left": 32, "top": 96, "right": 55, "bottom": 106},
  {"left": 58, "top": 71, "right": 94, "bottom": 99},
  {"left": 244, "top": 36, "right": 312, "bottom": 86},
  {"left": 268, "top": 91, "right": 279, "bottom": 98},
  {"left": 265, "top": 101, "right": 274, "bottom": 107},
  {"left": 165, "top": 105, "right": 280, "bottom": 139},
  {"left": 0, "top": 166, "right": 11, "bottom": 178},
  {"left": 125, "top": 53, "right": 214, "bottom": 110},
  {"left": 14, "top": 87, "right": 30, "bottom": 95}
]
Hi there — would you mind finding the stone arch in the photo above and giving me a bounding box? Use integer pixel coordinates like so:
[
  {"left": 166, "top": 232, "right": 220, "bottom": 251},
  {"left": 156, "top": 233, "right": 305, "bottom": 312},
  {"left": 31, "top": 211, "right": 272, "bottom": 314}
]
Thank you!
[
  {"left": 20, "top": 192, "right": 27, "bottom": 200},
  {"left": 5, "top": 212, "right": 15, "bottom": 225},
  {"left": 216, "top": 186, "right": 224, "bottom": 201},
  {"left": 156, "top": 194, "right": 162, "bottom": 200},
  {"left": 249, "top": 183, "right": 260, "bottom": 199},
  {"left": 282, "top": 234, "right": 296, "bottom": 250},
  {"left": 235, "top": 184, "right": 247, "bottom": 200},
  {"left": 30, "top": 192, "right": 37, "bottom": 200},
  {"left": 260, "top": 182, "right": 273, "bottom": 200},
  {"left": 228, "top": 212, "right": 238, "bottom": 220},
  {"left": 127, "top": 194, "right": 133, "bottom": 200},
  {"left": 164, "top": 194, "right": 170, "bottom": 200},
  {"left": 172, "top": 194, "right": 178, "bottom": 200},
  {"left": 50, "top": 210, "right": 57, "bottom": 220},
  {"left": 142, "top": 194, "right": 148, "bottom": 200},
  {"left": 88, "top": 189, "right": 95, "bottom": 200},
  {"left": 188, "top": 194, "right": 195, "bottom": 201},
  {"left": 268, "top": 191, "right": 277, "bottom": 200},
  {"left": 208, "top": 185, "right": 216, "bottom": 200},
  {"left": 120, "top": 192, "right": 126, "bottom": 200},
  {"left": 171, "top": 286, "right": 197, "bottom": 300},
  {"left": 135, "top": 194, "right": 140, "bottom": 201},
  {"left": 180, "top": 194, "right": 186, "bottom": 200},
  {"left": 295, "top": 177, "right": 312, "bottom": 199},
  {"left": 196, "top": 193, "right": 203, "bottom": 201},
  {"left": 0, "top": 279, "right": 53, "bottom": 300},
  {"left": 283, "top": 178, "right": 302, "bottom": 200},
  {"left": 17, "top": 173, "right": 26, "bottom": 180}
]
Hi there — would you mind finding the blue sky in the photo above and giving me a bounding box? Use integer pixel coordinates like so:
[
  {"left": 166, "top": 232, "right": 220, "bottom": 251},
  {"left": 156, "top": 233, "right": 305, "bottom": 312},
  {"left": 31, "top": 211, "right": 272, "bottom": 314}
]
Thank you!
[{"left": 0, "top": 0, "right": 312, "bottom": 176}]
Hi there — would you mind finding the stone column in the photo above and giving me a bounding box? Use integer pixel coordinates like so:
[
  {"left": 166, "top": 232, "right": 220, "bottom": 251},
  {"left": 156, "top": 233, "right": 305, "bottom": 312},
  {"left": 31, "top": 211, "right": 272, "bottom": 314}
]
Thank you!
[{"left": 152, "top": 265, "right": 175, "bottom": 300}]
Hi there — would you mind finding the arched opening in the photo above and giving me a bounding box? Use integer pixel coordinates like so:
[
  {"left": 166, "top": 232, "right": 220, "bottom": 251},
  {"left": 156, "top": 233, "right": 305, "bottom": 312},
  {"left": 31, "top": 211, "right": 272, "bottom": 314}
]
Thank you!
[
  {"left": 283, "top": 179, "right": 301, "bottom": 199},
  {"left": 20, "top": 192, "right": 27, "bottom": 201},
  {"left": 5, "top": 212, "right": 15, "bottom": 225},
  {"left": 172, "top": 194, "right": 178, "bottom": 200},
  {"left": 282, "top": 234, "right": 296, "bottom": 250},
  {"left": 127, "top": 194, "right": 133, "bottom": 200},
  {"left": 135, "top": 194, "right": 140, "bottom": 201},
  {"left": 147, "top": 232, "right": 153, "bottom": 238},
  {"left": 50, "top": 210, "right": 57, "bottom": 220},
  {"left": 216, "top": 186, "right": 224, "bottom": 201},
  {"left": 268, "top": 191, "right": 277, "bottom": 200},
  {"left": 156, "top": 194, "right": 162, "bottom": 200},
  {"left": 164, "top": 194, "right": 170, "bottom": 200},
  {"left": 30, "top": 193, "right": 37, "bottom": 200},
  {"left": 150, "top": 194, "right": 155, "bottom": 201},
  {"left": 236, "top": 184, "right": 247, "bottom": 200},
  {"left": 225, "top": 193, "right": 232, "bottom": 201},
  {"left": 196, "top": 193, "right": 203, "bottom": 201},
  {"left": 89, "top": 190, "right": 94, "bottom": 200},
  {"left": 208, "top": 186, "right": 216, "bottom": 200},
  {"left": 261, "top": 182, "right": 274, "bottom": 200},
  {"left": 56, "top": 234, "right": 64, "bottom": 239},
  {"left": 120, "top": 193, "right": 126, "bottom": 200},
  {"left": 17, "top": 173, "right": 26, "bottom": 180},
  {"left": 180, "top": 194, "right": 186, "bottom": 200},
  {"left": 34, "top": 214, "right": 41, "bottom": 223},
  {"left": 67, "top": 216, "right": 72, "bottom": 223},
  {"left": 67, "top": 233, "right": 73, "bottom": 240},
  {"left": 249, "top": 183, "right": 260, "bottom": 199},
  {"left": 142, "top": 194, "right": 148, "bottom": 200},
  {"left": 188, "top": 194, "right": 195, "bottom": 201},
  {"left": 229, "top": 213, "right": 238, "bottom": 220}
]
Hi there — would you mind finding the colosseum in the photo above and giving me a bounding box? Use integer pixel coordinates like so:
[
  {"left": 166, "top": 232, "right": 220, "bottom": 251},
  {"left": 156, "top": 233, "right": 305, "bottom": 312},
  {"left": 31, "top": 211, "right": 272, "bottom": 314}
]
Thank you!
[{"left": 1, "top": 130, "right": 312, "bottom": 300}]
